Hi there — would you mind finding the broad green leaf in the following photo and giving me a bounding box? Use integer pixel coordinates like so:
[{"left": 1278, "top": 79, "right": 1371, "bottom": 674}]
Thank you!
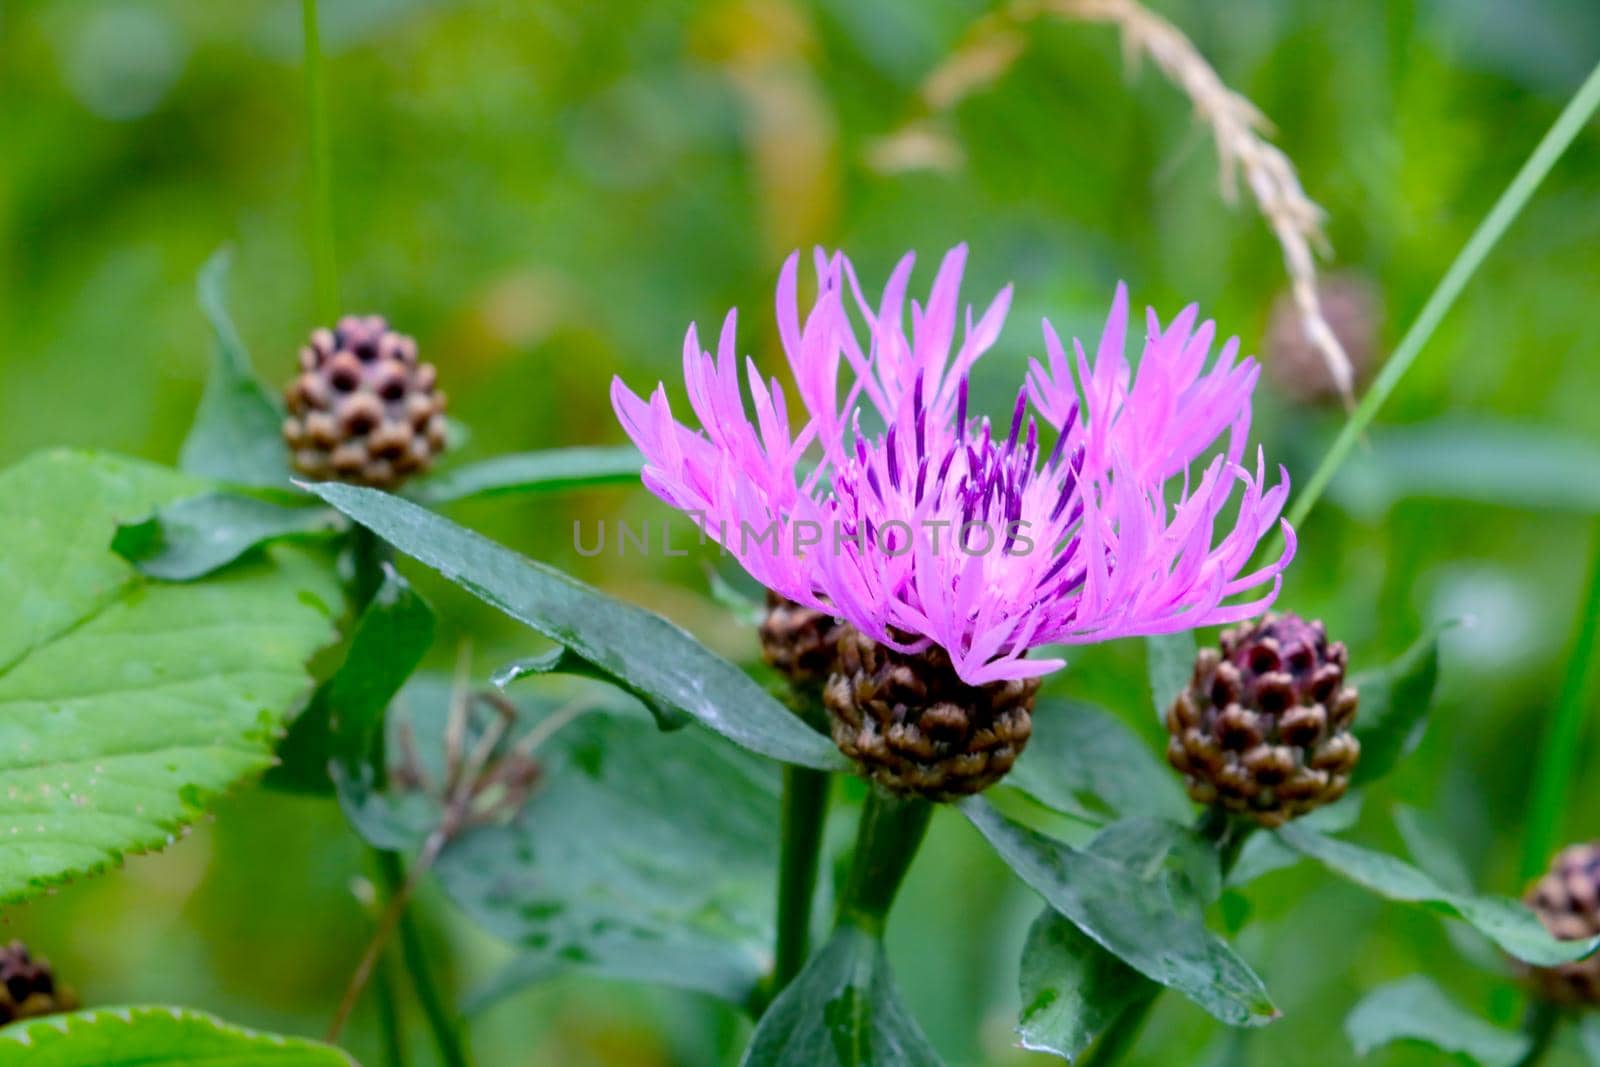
[
  {"left": 113, "top": 492, "right": 341, "bottom": 581},
  {"left": 0, "top": 1006, "right": 356, "bottom": 1066},
  {"left": 354, "top": 678, "right": 782, "bottom": 1006},
  {"left": 1329, "top": 418, "right": 1600, "bottom": 518},
  {"left": 1344, "top": 976, "right": 1528, "bottom": 1066},
  {"left": 1279, "top": 825, "right": 1600, "bottom": 965},
  {"left": 1145, "top": 632, "right": 1197, "bottom": 723},
  {"left": 0, "top": 451, "right": 340, "bottom": 902},
  {"left": 1017, "top": 909, "right": 1149, "bottom": 1062},
  {"left": 1226, "top": 796, "right": 1361, "bottom": 887},
  {"left": 493, "top": 647, "right": 687, "bottom": 730},
  {"left": 1008, "top": 698, "right": 1191, "bottom": 824},
  {"left": 273, "top": 566, "right": 435, "bottom": 796},
  {"left": 179, "top": 249, "right": 293, "bottom": 488},
  {"left": 414, "top": 446, "right": 643, "bottom": 505},
  {"left": 962, "top": 798, "right": 1276, "bottom": 1026},
  {"left": 740, "top": 925, "right": 942, "bottom": 1066},
  {"left": 305, "top": 481, "right": 844, "bottom": 770},
  {"left": 1351, "top": 623, "right": 1454, "bottom": 785}
]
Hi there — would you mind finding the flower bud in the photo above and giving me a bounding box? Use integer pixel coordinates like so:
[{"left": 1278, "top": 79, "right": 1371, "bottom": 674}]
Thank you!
[
  {"left": 1264, "top": 274, "right": 1382, "bottom": 406},
  {"left": 283, "top": 315, "right": 447, "bottom": 490},
  {"left": 1525, "top": 843, "right": 1600, "bottom": 1006},
  {"left": 758, "top": 592, "right": 845, "bottom": 692},
  {"left": 0, "top": 941, "right": 76, "bottom": 1025},
  {"left": 825, "top": 626, "right": 1036, "bottom": 800},
  {"left": 1166, "top": 613, "right": 1359, "bottom": 827}
]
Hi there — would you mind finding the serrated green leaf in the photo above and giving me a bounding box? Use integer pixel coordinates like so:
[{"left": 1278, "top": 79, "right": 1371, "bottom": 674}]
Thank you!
[
  {"left": 1351, "top": 623, "right": 1454, "bottom": 785},
  {"left": 179, "top": 249, "right": 293, "bottom": 489},
  {"left": 1145, "top": 632, "right": 1197, "bottom": 723},
  {"left": 1008, "top": 698, "right": 1191, "bottom": 824},
  {"left": 0, "top": 1006, "right": 356, "bottom": 1066},
  {"left": 1017, "top": 908, "right": 1149, "bottom": 1063},
  {"left": 1344, "top": 976, "right": 1528, "bottom": 1066},
  {"left": 962, "top": 798, "right": 1276, "bottom": 1027},
  {"left": 113, "top": 492, "right": 341, "bottom": 581},
  {"left": 740, "top": 925, "right": 942, "bottom": 1066},
  {"left": 1279, "top": 825, "right": 1600, "bottom": 965},
  {"left": 0, "top": 451, "right": 340, "bottom": 902},
  {"left": 356, "top": 678, "right": 781, "bottom": 1006},
  {"left": 305, "top": 481, "right": 844, "bottom": 770},
  {"left": 414, "top": 446, "right": 643, "bottom": 505}
]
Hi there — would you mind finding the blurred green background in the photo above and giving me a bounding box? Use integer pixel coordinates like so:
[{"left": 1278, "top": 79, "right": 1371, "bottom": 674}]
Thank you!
[{"left": 4, "top": 0, "right": 1600, "bottom": 1063}]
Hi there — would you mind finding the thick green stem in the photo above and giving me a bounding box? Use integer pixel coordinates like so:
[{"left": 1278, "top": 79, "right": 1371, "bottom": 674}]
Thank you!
[
  {"left": 772, "top": 764, "right": 831, "bottom": 994},
  {"left": 377, "top": 849, "right": 471, "bottom": 1067},
  {"left": 301, "top": 0, "right": 339, "bottom": 319},
  {"left": 1521, "top": 521, "right": 1600, "bottom": 880},
  {"left": 835, "top": 787, "right": 933, "bottom": 937},
  {"left": 1512, "top": 1000, "right": 1562, "bottom": 1067}
]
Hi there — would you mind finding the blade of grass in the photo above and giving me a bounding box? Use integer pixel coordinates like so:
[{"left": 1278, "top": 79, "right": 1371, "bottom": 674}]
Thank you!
[
  {"left": 1519, "top": 521, "right": 1600, "bottom": 880},
  {"left": 303, "top": 0, "right": 339, "bottom": 319},
  {"left": 1269, "top": 58, "right": 1600, "bottom": 554}
]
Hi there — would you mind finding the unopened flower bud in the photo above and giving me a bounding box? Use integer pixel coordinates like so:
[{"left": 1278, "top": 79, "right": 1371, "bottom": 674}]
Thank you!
[
  {"left": 1525, "top": 843, "right": 1600, "bottom": 1006},
  {"left": 0, "top": 941, "right": 76, "bottom": 1025},
  {"left": 1264, "top": 274, "right": 1382, "bottom": 405},
  {"left": 1166, "top": 613, "right": 1359, "bottom": 827},
  {"left": 759, "top": 592, "right": 845, "bottom": 692}
]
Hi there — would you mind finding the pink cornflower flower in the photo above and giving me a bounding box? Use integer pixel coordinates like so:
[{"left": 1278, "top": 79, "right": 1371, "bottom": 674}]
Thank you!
[{"left": 611, "top": 246, "right": 1294, "bottom": 686}]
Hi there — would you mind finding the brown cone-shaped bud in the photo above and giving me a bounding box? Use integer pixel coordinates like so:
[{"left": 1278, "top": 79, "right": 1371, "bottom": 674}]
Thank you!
[
  {"left": 282, "top": 315, "right": 447, "bottom": 490},
  {"left": 1166, "top": 613, "right": 1359, "bottom": 828},
  {"left": 759, "top": 592, "right": 844, "bottom": 692},
  {"left": 824, "top": 626, "right": 1037, "bottom": 801},
  {"left": 1525, "top": 843, "right": 1600, "bottom": 1006},
  {"left": 0, "top": 941, "right": 77, "bottom": 1025},
  {"left": 1263, "top": 274, "right": 1383, "bottom": 406}
]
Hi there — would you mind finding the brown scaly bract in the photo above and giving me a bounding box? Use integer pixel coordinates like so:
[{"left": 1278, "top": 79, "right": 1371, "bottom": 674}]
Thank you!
[
  {"left": 1525, "top": 843, "right": 1600, "bottom": 1006},
  {"left": 0, "top": 941, "right": 76, "bottom": 1026},
  {"left": 1166, "top": 613, "right": 1359, "bottom": 827},
  {"left": 825, "top": 626, "right": 1036, "bottom": 801},
  {"left": 283, "top": 314, "right": 447, "bottom": 490}
]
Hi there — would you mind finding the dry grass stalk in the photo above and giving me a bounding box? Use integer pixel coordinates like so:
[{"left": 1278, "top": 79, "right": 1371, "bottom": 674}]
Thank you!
[{"left": 876, "top": 0, "right": 1355, "bottom": 406}]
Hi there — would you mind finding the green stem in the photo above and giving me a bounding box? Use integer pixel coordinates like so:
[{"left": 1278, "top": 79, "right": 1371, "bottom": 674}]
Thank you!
[
  {"left": 374, "top": 950, "right": 409, "bottom": 1067},
  {"left": 1512, "top": 1000, "right": 1562, "bottom": 1067},
  {"left": 835, "top": 787, "right": 934, "bottom": 937},
  {"left": 301, "top": 0, "right": 339, "bottom": 320},
  {"left": 1520, "top": 521, "right": 1600, "bottom": 880},
  {"left": 1270, "top": 58, "right": 1600, "bottom": 552},
  {"left": 772, "top": 764, "right": 831, "bottom": 995},
  {"left": 377, "top": 849, "right": 472, "bottom": 1067}
]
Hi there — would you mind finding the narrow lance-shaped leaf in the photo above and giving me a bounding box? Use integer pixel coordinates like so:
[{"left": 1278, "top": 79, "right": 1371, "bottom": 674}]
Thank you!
[
  {"left": 113, "top": 492, "right": 341, "bottom": 581},
  {"left": 179, "top": 249, "right": 294, "bottom": 488},
  {"left": 962, "top": 798, "right": 1277, "bottom": 1026},
  {"left": 1008, "top": 697, "right": 1191, "bottom": 824},
  {"left": 304, "top": 480, "right": 844, "bottom": 770},
  {"left": 1351, "top": 622, "right": 1455, "bottom": 785},
  {"left": 414, "top": 445, "right": 644, "bottom": 505},
  {"left": 1343, "top": 976, "right": 1529, "bottom": 1067},
  {"left": 0, "top": 1006, "right": 356, "bottom": 1066},
  {"left": 740, "top": 925, "right": 943, "bottom": 1067},
  {"left": 0, "top": 451, "right": 341, "bottom": 903},
  {"left": 1279, "top": 824, "right": 1600, "bottom": 965},
  {"left": 1018, "top": 908, "right": 1151, "bottom": 1063},
  {"left": 493, "top": 647, "right": 687, "bottom": 730}
]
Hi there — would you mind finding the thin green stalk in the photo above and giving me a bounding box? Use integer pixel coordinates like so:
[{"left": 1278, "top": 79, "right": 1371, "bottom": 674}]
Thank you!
[
  {"left": 374, "top": 951, "right": 409, "bottom": 1067},
  {"left": 1520, "top": 521, "right": 1600, "bottom": 879},
  {"left": 772, "top": 764, "right": 831, "bottom": 995},
  {"left": 1512, "top": 1000, "right": 1562, "bottom": 1067},
  {"left": 302, "top": 0, "right": 339, "bottom": 319},
  {"left": 835, "top": 787, "right": 934, "bottom": 937},
  {"left": 1270, "top": 58, "right": 1600, "bottom": 553},
  {"left": 377, "top": 849, "right": 472, "bottom": 1067}
]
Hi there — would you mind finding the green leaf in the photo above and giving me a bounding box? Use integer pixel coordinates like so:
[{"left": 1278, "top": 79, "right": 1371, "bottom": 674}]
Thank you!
[
  {"left": 1351, "top": 623, "right": 1454, "bottom": 785},
  {"left": 1343, "top": 976, "right": 1529, "bottom": 1066},
  {"left": 112, "top": 492, "right": 342, "bottom": 581},
  {"left": 1580, "top": 1014, "right": 1600, "bottom": 1066},
  {"left": 179, "top": 249, "right": 293, "bottom": 489},
  {"left": 273, "top": 565, "right": 435, "bottom": 796},
  {"left": 1145, "top": 632, "right": 1197, "bottom": 722},
  {"left": 740, "top": 925, "right": 942, "bottom": 1066},
  {"left": 1393, "top": 805, "right": 1473, "bottom": 893},
  {"left": 493, "top": 647, "right": 688, "bottom": 731},
  {"left": 1008, "top": 698, "right": 1191, "bottom": 824},
  {"left": 1279, "top": 825, "right": 1600, "bottom": 965},
  {"left": 962, "top": 798, "right": 1276, "bottom": 1026},
  {"left": 0, "top": 451, "right": 340, "bottom": 902},
  {"left": 414, "top": 446, "right": 643, "bottom": 505},
  {"left": 0, "top": 1006, "right": 356, "bottom": 1065},
  {"left": 357, "top": 678, "right": 782, "bottom": 1006},
  {"left": 304, "top": 480, "right": 843, "bottom": 770},
  {"left": 1017, "top": 909, "right": 1149, "bottom": 1062},
  {"left": 1227, "top": 796, "right": 1361, "bottom": 887}
]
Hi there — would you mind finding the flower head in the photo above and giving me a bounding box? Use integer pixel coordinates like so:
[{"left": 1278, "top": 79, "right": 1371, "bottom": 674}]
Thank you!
[{"left": 612, "top": 246, "right": 1294, "bottom": 685}]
